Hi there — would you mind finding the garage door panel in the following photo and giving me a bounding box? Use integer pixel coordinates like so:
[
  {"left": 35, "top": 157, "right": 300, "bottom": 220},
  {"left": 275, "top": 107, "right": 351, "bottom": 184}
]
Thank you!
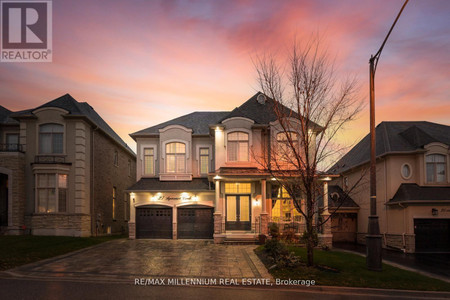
[
  {"left": 178, "top": 207, "right": 213, "bottom": 239},
  {"left": 136, "top": 207, "right": 172, "bottom": 239},
  {"left": 414, "top": 219, "right": 450, "bottom": 253}
]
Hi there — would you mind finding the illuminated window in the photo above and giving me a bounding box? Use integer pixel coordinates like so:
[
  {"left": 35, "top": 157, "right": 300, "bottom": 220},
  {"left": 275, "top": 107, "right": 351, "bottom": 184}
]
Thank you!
[
  {"left": 39, "top": 124, "right": 63, "bottom": 154},
  {"left": 166, "top": 142, "right": 186, "bottom": 173},
  {"left": 143, "top": 148, "right": 155, "bottom": 175},
  {"left": 227, "top": 132, "right": 249, "bottom": 161},
  {"left": 199, "top": 148, "right": 209, "bottom": 174},
  {"left": 426, "top": 154, "right": 446, "bottom": 183},
  {"left": 225, "top": 182, "right": 251, "bottom": 194},
  {"left": 36, "top": 173, "right": 67, "bottom": 213}
]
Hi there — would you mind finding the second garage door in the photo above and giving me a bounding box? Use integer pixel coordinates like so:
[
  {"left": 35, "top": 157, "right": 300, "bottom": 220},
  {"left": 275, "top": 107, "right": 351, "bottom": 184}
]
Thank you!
[
  {"left": 177, "top": 206, "right": 213, "bottom": 239},
  {"left": 136, "top": 206, "right": 172, "bottom": 239},
  {"left": 414, "top": 219, "right": 450, "bottom": 252}
]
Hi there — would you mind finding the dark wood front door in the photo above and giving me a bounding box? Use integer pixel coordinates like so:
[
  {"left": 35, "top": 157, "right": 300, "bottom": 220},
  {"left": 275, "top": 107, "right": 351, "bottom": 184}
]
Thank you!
[
  {"left": 136, "top": 207, "right": 172, "bottom": 239},
  {"left": 177, "top": 206, "right": 213, "bottom": 239},
  {"left": 225, "top": 195, "right": 251, "bottom": 230}
]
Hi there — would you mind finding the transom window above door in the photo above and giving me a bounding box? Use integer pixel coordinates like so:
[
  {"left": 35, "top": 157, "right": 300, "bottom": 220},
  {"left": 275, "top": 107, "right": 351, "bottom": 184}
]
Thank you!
[
  {"left": 225, "top": 182, "right": 251, "bottom": 194},
  {"left": 166, "top": 142, "right": 186, "bottom": 173},
  {"left": 227, "top": 131, "right": 249, "bottom": 162}
]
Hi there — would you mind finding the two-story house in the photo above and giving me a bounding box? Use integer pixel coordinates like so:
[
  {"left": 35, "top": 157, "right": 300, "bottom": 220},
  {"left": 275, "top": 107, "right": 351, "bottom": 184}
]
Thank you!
[
  {"left": 127, "top": 92, "right": 334, "bottom": 244},
  {"left": 0, "top": 94, "right": 136, "bottom": 237},
  {"left": 329, "top": 121, "right": 450, "bottom": 253}
]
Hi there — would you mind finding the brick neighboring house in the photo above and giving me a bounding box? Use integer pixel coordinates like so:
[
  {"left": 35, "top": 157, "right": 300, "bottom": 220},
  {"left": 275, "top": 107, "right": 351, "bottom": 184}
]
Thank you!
[
  {"left": 0, "top": 94, "right": 136, "bottom": 236},
  {"left": 329, "top": 121, "right": 450, "bottom": 253},
  {"left": 127, "top": 92, "right": 337, "bottom": 244}
]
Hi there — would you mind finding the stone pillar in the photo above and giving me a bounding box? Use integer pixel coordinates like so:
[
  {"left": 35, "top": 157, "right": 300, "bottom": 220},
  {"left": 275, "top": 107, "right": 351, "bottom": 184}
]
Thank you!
[
  {"left": 213, "top": 212, "right": 224, "bottom": 244},
  {"left": 319, "top": 181, "right": 332, "bottom": 248},
  {"left": 215, "top": 180, "right": 220, "bottom": 213},
  {"left": 128, "top": 222, "right": 136, "bottom": 239},
  {"left": 260, "top": 213, "right": 269, "bottom": 235}
]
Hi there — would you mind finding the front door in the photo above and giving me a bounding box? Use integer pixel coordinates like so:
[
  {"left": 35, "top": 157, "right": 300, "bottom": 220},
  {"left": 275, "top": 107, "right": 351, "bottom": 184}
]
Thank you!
[{"left": 226, "top": 195, "right": 251, "bottom": 230}]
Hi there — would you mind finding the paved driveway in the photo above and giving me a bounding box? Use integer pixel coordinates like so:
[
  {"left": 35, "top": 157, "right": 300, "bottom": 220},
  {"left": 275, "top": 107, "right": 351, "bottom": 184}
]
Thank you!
[{"left": 5, "top": 240, "right": 271, "bottom": 281}]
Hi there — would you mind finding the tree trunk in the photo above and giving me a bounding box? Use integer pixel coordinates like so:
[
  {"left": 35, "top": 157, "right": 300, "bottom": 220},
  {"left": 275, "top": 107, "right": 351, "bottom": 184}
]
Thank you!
[{"left": 306, "top": 217, "right": 314, "bottom": 267}]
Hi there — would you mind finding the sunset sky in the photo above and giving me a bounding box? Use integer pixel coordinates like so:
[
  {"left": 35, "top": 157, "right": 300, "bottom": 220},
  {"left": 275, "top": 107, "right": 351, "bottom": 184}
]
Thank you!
[{"left": 1, "top": 0, "right": 449, "bottom": 152}]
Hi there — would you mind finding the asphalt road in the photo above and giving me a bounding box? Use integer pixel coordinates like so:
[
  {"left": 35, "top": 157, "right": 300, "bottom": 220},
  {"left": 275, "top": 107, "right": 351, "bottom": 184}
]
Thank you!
[{"left": 1, "top": 277, "right": 449, "bottom": 300}]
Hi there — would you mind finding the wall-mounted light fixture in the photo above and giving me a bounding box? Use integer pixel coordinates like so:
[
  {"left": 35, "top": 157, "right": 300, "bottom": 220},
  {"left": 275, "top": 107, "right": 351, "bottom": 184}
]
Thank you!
[{"left": 432, "top": 208, "right": 438, "bottom": 216}]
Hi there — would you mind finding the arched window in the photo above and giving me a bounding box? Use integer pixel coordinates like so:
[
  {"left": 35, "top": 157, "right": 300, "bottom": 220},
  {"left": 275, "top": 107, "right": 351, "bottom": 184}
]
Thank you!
[
  {"left": 166, "top": 142, "right": 186, "bottom": 173},
  {"left": 39, "top": 124, "right": 63, "bottom": 154},
  {"left": 426, "top": 154, "right": 446, "bottom": 183},
  {"left": 227, "top": 132, "right": 249, "bottom": 161}
]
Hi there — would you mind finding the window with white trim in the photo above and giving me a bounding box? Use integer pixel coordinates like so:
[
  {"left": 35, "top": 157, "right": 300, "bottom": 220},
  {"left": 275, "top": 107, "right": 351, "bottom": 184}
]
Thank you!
[
  {"left": 199, "top": 148, "right": 209, "bottom": 175},
  {"left": 39, "top": 124, "right": 63, "bottom": 154},
  {"left": 227, "top": 132, "right": 249, "bottom": 162},
  {"left": 166, "top": 142, "right": 186, "bottom": 173},
  {"left": 36, "top": 173, "right": 67, "bottom": 213},
  {"left": 143, "top": 148, "right": 155, "bottom": 175},
  {"left": 276, "top": 131, "right": 298, "bottom": 161},
  {"left": 426, "top": 154, "right": 446, "bottom": 183}
]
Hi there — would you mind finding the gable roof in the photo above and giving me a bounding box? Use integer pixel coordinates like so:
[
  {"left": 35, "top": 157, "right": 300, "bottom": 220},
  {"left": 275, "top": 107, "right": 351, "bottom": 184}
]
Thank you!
[
  {"left": 221, "top": 92, "right": 322, "bottom": 130},
  {"left": 130, "top": 111, "right": 230, "bottom": 137},
  {"left": 0, "top": 105, "right": 19, "bottom": 125},
  {"left": 317, "top": 185, "right": 359, "bottom": 209},
  {"left": 329, "top": 121, "right": 450, "bottom": 174},
  {"left": 131, "top": 92, "right": 322, "bottom": 138},
  {"left": 10, "top": 94, "right": 134, "bottom": 155},
  {"left": 388, "top": 183, "right": 450, "bottom": 204}
]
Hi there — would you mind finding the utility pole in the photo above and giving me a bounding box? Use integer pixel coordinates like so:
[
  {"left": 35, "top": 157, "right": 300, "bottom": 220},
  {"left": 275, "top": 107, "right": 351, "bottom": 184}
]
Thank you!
[{"left": 367, "top": 0, "right": 409, "bottom": 271}]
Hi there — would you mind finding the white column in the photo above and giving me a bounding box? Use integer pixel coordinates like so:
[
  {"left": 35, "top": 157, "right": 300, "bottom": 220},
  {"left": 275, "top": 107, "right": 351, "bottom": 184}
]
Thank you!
[
  {"left": 261, "top": 179, "right": 267, "bottom": 213},
  {"left": 323, "top": 181, "right": 329, "bottom": 214},
  {"left": 215, "top": 180, "right": 220, "bottom": 213}
]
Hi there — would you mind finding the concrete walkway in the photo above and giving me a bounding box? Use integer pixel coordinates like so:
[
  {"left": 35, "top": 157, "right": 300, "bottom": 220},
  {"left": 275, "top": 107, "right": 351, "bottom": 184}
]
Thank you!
[{"left": 4, "top": 239, "right": 272, "bottom": 281}]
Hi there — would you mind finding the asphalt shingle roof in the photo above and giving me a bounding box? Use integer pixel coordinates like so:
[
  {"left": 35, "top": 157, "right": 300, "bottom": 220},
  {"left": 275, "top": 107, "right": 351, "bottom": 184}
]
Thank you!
[
  {"left": 130, "top": 111, "right": 230, "bottom": 137},
  {"left": 388, "top": 183, "right": 450, "bottom": 204},
  {"left": 127, "top": 178, "right": 213, "bottom": 191},
  {"left": 329, "top": 121, "right": 450, "bottom": 174},
  {"left": 10, "top": 94, "right": 134, "bottom": 154},
  {"left": 317, "top": 185, "right": 359, "bottom": 208},
  {"left": 0, "top": 105, "right": 19, "bottom": 125}
]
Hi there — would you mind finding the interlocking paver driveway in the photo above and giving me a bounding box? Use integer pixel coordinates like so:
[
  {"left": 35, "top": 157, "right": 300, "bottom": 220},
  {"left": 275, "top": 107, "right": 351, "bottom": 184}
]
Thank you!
[{"left": 7, "top": 240, "right": 271, "bottom": 281}]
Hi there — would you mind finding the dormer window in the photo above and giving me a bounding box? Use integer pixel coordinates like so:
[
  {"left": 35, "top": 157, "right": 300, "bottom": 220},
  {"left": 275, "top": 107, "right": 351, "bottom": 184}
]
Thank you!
[
  {"left": 166, "top": 142, "right": 186, "bottom": 173},
  {"left": 227, "top": 132, "right": 249, "bottom": 162},
  {"left": 426, "top": 154, "right": 446, "bottom": 183},
  {"left": 39, "top": 124, "right": 63, "bottom": 154}
]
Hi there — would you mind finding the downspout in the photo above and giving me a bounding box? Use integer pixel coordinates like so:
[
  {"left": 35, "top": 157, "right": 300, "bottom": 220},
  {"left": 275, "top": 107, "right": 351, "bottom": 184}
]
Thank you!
[
  {"left": 91, "top": 126, "right": 99, "bottom": 236},
  {"left": 384, "top": 158, "right": 388, "bottom": 245},
  {"left": 399, "top": 203, "right": 406, "bottom": 252}
]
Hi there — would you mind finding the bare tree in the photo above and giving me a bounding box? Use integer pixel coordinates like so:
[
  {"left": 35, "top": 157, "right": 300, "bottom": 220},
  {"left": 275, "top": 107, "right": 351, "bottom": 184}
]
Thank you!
[{"left": 253, "top": 36, "right": 364, "bottom": 266}]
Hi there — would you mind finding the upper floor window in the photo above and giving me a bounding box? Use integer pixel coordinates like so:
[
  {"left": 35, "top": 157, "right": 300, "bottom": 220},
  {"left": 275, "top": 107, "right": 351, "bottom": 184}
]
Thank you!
[
  {"left": 143, "top": 148, "right": 155, "bottom": 175},
  {"left": 227, "top": 132, "right": 249, "bottom": 162},
  {"left": 36, "top": 173, "right": 67, "bottom": 213},
  {"left": 112, "top": 186, "right": 116, "bottom": 220},
  {"left": 114, "top": 150, "right": 119, "bottom": 166},
  {"left": 199, "top": 148, "right": 210, "bottom": 175},
  {"left": 39, "top": 124, "right": 63, "bottom": 154},
  {"left": 6, "top": 133, "right": 19, "bottom": 151},
  {"left": 166, "top": 142, "right": 186, "bottom": 173},
  {"left": 426, "top": 154, "right": 446, "bottom": 183},
  {"left": 276, "top": 132, "right": 298, "bottom": 161}
]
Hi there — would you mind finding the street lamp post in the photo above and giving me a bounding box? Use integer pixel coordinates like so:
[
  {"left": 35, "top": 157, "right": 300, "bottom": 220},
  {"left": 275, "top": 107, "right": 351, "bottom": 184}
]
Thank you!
[{"left": 366, "top": 0, "right": 409, "bottom": 271}]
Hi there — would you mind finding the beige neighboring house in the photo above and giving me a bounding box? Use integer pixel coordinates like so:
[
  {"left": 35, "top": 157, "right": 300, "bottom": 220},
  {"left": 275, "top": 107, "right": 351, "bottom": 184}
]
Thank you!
[
  {"left": 329, "top": 121, "right": 450, "bottom": 253},
  {"left": 127, "top": 92, "right": 335, "bottom": 244},
  {"left": 0, "top": 94, "right": 136, "bottom": 237}
]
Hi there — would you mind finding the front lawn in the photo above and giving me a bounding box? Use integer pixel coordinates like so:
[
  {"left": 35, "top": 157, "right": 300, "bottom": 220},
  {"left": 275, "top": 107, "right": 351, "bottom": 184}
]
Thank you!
[
  {"left": 0, "top": 235, "right": 125, "bottom": 271},
  {"left": 255, "top": 244, "right": 450, "bottom": 291}
]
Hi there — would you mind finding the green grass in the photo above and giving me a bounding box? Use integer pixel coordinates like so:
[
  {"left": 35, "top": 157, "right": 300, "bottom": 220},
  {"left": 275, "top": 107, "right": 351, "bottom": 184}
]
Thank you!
[
  {"left": 255, "top": 245, "right": 450, "bottom": 291},
  {"left": 0, "top": 235, "right": 125, "bottom": 271}
]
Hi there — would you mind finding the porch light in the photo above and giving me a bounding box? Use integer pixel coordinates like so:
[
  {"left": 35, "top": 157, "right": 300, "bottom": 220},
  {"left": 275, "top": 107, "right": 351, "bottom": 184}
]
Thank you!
[
  {"left": 192, "top": 196, "right": 199, "bottom": 201},
  {"left": 213, "top": 175, "right": 222, "bottom": 180}
]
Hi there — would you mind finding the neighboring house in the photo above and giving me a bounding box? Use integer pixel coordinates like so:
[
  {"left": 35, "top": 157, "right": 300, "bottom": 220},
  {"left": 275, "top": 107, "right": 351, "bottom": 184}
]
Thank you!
[
  {"left": 329, "top": 121, "right": 450, "bottom": 253},
  {"left": 0, "top": 94, "right": 136, "bottom": 237},
  {"left": 127, "top": 92, "right": 333, "bottom": 244}
]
